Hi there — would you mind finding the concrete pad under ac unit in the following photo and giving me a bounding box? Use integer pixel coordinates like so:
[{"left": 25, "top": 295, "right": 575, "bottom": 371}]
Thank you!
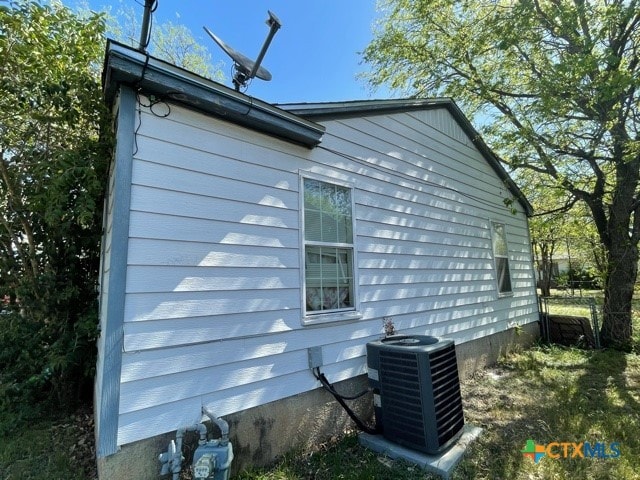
[{"left": 358, "top": 424, "right": 482, "bottom": 480}]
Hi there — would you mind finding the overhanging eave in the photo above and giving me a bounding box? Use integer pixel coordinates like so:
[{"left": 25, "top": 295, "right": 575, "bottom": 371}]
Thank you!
[{"left": 102, "top": 41, "right": 325, "bottom": 148}]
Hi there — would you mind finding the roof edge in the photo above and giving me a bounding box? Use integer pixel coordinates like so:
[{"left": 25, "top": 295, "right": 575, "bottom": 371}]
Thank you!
[
  {"left": 278, "top": 98, "right": 455, "bottom": 119},
  {"left": 102, "top": 40, "right": 325, "bottom": 148}
]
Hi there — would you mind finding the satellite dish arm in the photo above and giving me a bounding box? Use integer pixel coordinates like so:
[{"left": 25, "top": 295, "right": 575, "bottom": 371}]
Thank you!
[{"left": 248, "top": 11, "right": 281, "bottom": 80}]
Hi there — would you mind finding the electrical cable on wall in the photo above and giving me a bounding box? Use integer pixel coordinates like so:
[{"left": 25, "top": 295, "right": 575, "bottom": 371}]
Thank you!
[
  {"left": 133, "top": 93, "right": 171, "bottom": 156},
  {"left": 312, "top": 367, "right": 379, "bottom": 435}
]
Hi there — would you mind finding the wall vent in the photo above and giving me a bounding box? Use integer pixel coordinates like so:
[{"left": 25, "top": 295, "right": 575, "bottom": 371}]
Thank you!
[{"left": 366, "top": 335, "right": 465, "bottom": 454}]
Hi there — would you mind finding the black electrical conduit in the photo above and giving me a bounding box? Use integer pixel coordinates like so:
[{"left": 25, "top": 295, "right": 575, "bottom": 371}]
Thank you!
[{"left": 312, "top": 367, "right": 380, "bottom": 435}]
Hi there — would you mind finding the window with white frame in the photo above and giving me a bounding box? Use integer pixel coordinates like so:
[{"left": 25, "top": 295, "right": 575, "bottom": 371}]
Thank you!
[
  {"left": 491, "top": 222, "right": 513, "bottom": 294},
  {"left": 303, "top": 178, "right": 355, "bottom": 314}
]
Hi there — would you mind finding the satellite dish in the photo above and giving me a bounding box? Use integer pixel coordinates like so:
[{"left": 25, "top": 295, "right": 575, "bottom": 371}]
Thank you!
[
  {"left": 203, "top": 27, "right": 272, "bottom": 82},
  {"left": 204, "top": 11, "right": 281, "bottom": 92}
]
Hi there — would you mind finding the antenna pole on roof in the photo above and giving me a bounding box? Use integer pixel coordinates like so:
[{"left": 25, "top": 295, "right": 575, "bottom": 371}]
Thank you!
[
  {"left": 138, "top": 0, "right": 157, "bottom": 52},
  {"left": 248, "top": 11, "right": 281, "bottom": 81}
]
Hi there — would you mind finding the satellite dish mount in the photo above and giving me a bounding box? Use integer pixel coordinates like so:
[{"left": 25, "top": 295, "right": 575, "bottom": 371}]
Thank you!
[{"left": 204, "top": 11, "right": 282, "bottom": 92}]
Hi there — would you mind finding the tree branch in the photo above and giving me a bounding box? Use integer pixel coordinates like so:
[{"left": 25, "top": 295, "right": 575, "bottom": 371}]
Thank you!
[
  {"left": 530, "top": 196, "right": 579, "bottom": 217},
  {"left": 0, "top": 155, "right": 40, "bottom": 285}
]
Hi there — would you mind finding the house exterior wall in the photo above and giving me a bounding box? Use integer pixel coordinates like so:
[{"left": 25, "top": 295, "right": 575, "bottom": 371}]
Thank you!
[
  {"left": 95, "top": 88, "right": 136, "bottom": 457},
  {"left": 97, "top": 94, "right": 538, "bottom": 456}
]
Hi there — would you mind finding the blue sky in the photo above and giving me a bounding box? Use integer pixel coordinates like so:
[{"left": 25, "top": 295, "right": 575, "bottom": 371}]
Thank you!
[{"left": 74, "top": 0, "right": 393, "bottom": 104}]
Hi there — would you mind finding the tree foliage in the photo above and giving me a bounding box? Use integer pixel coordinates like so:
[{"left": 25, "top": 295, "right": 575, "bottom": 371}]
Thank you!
[
  {"left": 364, "top": 0, "right": 640, "bottom": 348},
  {"left": 104, "top": 3, "right": 225, "bottom": 81},
  {"left": 517, "top": 168, "right": 603, "bottom": 295},
  {"left": 0, "top": 1, "right": 110, "bottom": 419}
]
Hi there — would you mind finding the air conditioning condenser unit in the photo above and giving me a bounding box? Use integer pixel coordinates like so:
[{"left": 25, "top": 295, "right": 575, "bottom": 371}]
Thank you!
[{"left": 366, "top": 335, "right": 465, "bottom": 454}]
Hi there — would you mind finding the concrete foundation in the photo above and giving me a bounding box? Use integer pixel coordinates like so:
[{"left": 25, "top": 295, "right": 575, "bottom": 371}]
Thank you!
[
  {"left": 97, "top": 376, "right": 373, "bottom": 479},
  {"left": 455, "top": 322, "right": 539, "bottom": 379},
  {"left": 96, "top": 323, "right": 539, "bottom": 479},
  {"left": 97, "top": 430, "right": 175, "bottom": 480},
  {"left": 225, "top": 374, "right": 373, "bottom": 475}
]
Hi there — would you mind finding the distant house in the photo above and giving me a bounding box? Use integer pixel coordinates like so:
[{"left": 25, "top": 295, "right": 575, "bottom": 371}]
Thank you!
[{"left": 95, "top": 41, "right": 539, "bottom": 479}]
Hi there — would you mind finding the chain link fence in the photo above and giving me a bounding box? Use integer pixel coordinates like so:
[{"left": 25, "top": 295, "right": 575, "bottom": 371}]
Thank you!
[{"left": 539, "top": 296, "right": 601, "bottom": 348}]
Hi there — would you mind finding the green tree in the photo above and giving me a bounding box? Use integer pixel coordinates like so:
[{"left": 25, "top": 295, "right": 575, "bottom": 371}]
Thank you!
[
  {"left": 0, "top": 1, "right": 109, "bottom": 417},
  {"left": 517, "top": 168, "right": 573, "bottom": 296},
  {"left": 363, "top": 0, "right": 640, "bottom": 348},
  {"left": 518, "top": 168, "right": 603, "bottom": 296}
]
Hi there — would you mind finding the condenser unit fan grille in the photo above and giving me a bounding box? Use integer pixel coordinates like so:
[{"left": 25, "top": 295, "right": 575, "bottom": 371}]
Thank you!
[
  {"left": 429, "top": 344, "right": 464, "bottom": 446},
  {"left": 378, "top": 350, "right": 425, "bottom": 447}
]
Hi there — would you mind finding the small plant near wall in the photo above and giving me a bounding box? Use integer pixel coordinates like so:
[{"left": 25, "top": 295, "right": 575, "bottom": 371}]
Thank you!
[{"left": 382, "top": 317, "right": 396, "bottom": 337}]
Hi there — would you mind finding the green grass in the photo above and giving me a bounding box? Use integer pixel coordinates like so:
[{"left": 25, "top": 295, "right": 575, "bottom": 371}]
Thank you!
[
  {"left": 541, "top": 289, "right": 602, "bottom": 318},
  {"left": 0, "top": 421, "right": 84, "bottom": 480},
  {"left": 0, "top": 410, "right": 95, "bottom": 480},
  {"left": 235, "top": 434, "right": 439, "bottom": 480},
  {"left": 453, "top": 346, "right": 640, "bottom": 480}
]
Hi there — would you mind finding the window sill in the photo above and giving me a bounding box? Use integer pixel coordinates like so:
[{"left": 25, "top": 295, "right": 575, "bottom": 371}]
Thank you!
[{"left": 302, "top": 310, "right": 363, "bottom": 326}]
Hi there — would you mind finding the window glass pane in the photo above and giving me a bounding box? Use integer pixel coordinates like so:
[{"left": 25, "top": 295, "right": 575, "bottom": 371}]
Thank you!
[
  {"left": 304, "top": 208, "right": 322, "bottom": 242},
  {"left": 334, "top": 186, "right": 353, "bottom": 243},
  {"left": 303, "top": 178, "right": 355, "bottom": 314},
  {"left": 336, "top": 213, "right": 352, "bottom": 244},
  {"left": 304, "top": 179, "right": 322, "bottom": 242},
  {"left": 304, "top": 179, "right": 353, "bottom": 244},
  {"left": 305, "top": 246, "right": 354, "bottom": 312},
  {"left": 322, "top": 210, "right": 339, "bottom": 243},
  {"left": 491, "top": 223, "right": 508, "bottom": 256},
  {"left": 491, "top": 222, "right": 512, "bottom": 294},
  {"left": 496, "top": 257, "right": 512, "bottom": 293},
  {"left": 304, "top": 179, "right": 321, "bottom": 204}
]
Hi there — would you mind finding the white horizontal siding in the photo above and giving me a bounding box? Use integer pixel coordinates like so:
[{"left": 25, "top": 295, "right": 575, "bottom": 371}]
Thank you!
[
  {"left": 117, "top": 346, "right": 372, "bottom": 446},
  {"left": 113, "top": 99, "right": 538, "bottom": 447},
  {"left": 124, "top": 289, "right": 298, "bottom": 322},
  {"left": 125, "top": 266, "right": 300, "bottom": 293},
  {"left": 122, "top": 310, "right": 301, "bottom": 352},
  {"left": 130, "top": 185, "right": 298, "bottom": 229},
  {"left": 119, "top": 349, "right": 307, "bottom": 414},
  {"left": 131, "top": 158, "right": 298, "bottom": 210},
  {"left": 319, "top": 116, "right": 512, "bottom": 217},
  {"left": 128, "top": 213, "right": 299, "bottom": 250},
  {"left": 117, "top": 369, "right": 319, "bottom": 446},
  {"left": 127, "top": 238, "right": 297, "bottom": 266},
  {"left": 121, "top": 317, "right": 386, "bottom": 383}
]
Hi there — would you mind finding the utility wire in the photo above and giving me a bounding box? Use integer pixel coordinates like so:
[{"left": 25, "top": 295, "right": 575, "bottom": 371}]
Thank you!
[{"left": 317, "top": 144, "right": 514, "bottom": 214}]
